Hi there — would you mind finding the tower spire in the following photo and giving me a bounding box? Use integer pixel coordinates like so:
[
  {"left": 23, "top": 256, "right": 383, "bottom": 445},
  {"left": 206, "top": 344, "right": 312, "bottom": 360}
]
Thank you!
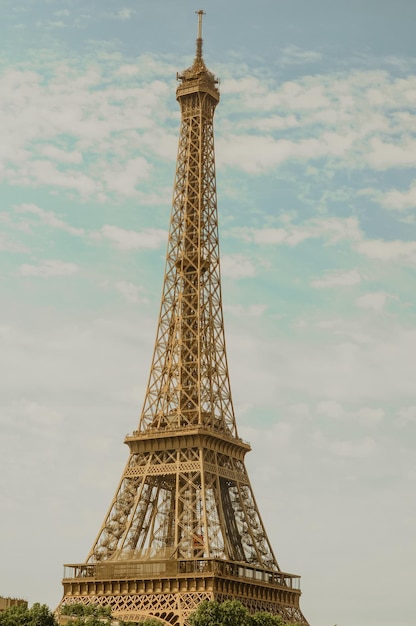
[
  {"left": 59, "top": 12, "right": 309, "bottom": 626},
  {"left": 195, "top": 9, "right": 205, "bottom": 60}
]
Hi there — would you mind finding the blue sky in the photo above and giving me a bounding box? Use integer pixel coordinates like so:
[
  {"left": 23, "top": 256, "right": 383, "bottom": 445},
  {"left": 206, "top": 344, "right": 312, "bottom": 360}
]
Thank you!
[{"left": 1, "top": 2, "right": 415, "bottom": 625}]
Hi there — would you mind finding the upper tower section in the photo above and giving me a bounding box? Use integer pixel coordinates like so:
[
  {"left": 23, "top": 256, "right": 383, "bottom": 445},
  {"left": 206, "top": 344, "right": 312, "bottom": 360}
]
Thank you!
[
  {"left": 176, "top": 10, "right": 220, "bottom": 108},
  {"left": 136, "top": 11, "right": 238, "bottom": 438}
]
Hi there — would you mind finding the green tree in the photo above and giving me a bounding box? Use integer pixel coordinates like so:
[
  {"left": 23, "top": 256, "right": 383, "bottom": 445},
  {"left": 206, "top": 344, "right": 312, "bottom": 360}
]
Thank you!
[
  {"left": 189, "top": 600, "right": 301, "bottom": 626},
  {"left": 0, "top": 603, "right": 57, "bottom": 626},
  {"left": 251, "top": 611, "right": 289, "bottom": 626},
  {"left": 60, "top": 603, "right": 143, "bottom": 625}
]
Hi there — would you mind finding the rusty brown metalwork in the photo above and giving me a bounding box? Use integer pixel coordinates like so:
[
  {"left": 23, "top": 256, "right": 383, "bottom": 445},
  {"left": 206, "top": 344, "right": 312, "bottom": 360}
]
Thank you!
[{"left": 58, "top": 12, "right": 309, "bottom": 626}]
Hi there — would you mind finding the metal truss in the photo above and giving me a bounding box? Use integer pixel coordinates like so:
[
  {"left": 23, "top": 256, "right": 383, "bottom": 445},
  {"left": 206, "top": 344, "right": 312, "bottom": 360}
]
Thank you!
[
  {"left": 58, "top": 12, "right": 309, "bottom": 626},
  {"left": 61, "top": 592, "right": 212, "bottom": 626}
]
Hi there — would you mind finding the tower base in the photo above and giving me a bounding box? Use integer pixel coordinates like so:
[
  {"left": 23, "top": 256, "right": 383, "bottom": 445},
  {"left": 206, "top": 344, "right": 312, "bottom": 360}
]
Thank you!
[{"left": 59, "top": 559, "right": 308, "bottom": 625}]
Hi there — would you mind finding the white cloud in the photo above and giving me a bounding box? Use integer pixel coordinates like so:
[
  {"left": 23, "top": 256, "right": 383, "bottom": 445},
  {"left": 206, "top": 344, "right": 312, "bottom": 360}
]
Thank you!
[
  {"left": 250, "top": 227, "right": 309, "bottom": 246},
  {"left": 315, "top": 402, "right": 383, "bottom": 424},
  {"left": 356, "top": 239, "right": 416, "bottom": 262},
  {"left": 287, "top": 403, "right": 312, "bottom": 420},
  {"left": 311, "top": 269, "right": 361, "bottom": 288},
  {"left": 366, "top": 138, "right": 416, "bottom": 170},
  {"left": 18, "top": 259, "right": 80, "bottom": 277},
  {"left": 322, "top": 435, "right": 378, "bottom": 458},
  {"left": 356, "top": 407, "right": 384, "bottom": 424},
  {"left": 247, "top": 114, "right": 299, "bottom": 132},
  {"left": 241, "top": 216, "right": 362, "bottom": 248},
  {"left": 96, "top": 225, "right": 166, "bottom": 250},
  {"left": 15, "top": 203, "right": 84, "bottom": 236},
  {"left": 216, "top": 71, "right": 416, "bottom": 182},
  {"left": 233, "top": 322, "right": 416, "bottom": 405},
  {"left": 355, "top": 292, "right": 390, "bottom": 312},
  {"left": 316, "top": 400, "right": 346, "bottom": 419},
  {"left": 40, "top": 144, "right": 83, "bottom": 164},
  {"left": 396, "top": 406, "right": 416, "bottom": 425},
  {"left": 19, "top": 400, "right": 63, "bottom": 425},
  {"left": 36, "top": 19, "right": 65, "bottom": 30},
  {"left": 0, "top": 233, "right": 29, "bottom": 253},
  {"left": 381, "top": 182, "right": 416, "bottom": 211},
  {"left": 217, "top": 134, "right": 341, "bottom": 173},
  {"left": 12, "top": 160, "right": 99, "bottom": 197},
  {"left": 0, "top": 65, "right": 171, "bottom": 199},
  {"left": 221, "top": 254, "right": 256, "bottom": 279},
  {"left": 224, "top": 304, "right": 266, "bottom": 317},
  {"left": 102, "top": 157, "right": 152, "bottom": 196},
  {"left": 115, "top": 281, "right": 144, "bottom": 304},
  {"left": 115, "top": 8, "right": 136, "bottom": 20},
  {"left": 280, "top": 45, "right": 323, "bottom": 65},
  {"left": 118, "top": 65, "right": 139, "bottom": 77}
]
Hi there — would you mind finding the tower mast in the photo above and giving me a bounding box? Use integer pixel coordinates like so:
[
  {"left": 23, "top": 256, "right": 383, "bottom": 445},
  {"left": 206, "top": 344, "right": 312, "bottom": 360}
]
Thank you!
[{"left": 59, "top": 13, "right": 309, "bottom": 626}]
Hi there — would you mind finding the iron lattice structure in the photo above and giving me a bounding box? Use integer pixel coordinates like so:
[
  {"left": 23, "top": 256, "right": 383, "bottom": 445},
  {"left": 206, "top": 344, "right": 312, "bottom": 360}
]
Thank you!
[{"left": 59, "top": 12, "right": 308, "bottom": 626}]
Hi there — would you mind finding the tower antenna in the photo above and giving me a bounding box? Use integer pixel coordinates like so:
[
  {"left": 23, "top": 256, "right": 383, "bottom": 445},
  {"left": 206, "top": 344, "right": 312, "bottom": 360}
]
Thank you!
[{"left": 195, "top": 9, "right": 205, "bottom": 59}]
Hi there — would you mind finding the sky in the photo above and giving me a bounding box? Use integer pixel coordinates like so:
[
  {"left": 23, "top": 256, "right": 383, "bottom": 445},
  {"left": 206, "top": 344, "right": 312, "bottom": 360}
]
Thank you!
[{"left": 0, "top": 1, "right": 415, "bottom": 625}]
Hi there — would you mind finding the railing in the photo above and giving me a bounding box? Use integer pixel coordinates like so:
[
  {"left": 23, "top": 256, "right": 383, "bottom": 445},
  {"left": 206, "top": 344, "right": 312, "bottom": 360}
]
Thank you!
[
  {"left": 63, "top": 559, "right": 300, "bottom": 591},
  {"left": 125, "top": 422, "right": 251, "bottom": 448}
]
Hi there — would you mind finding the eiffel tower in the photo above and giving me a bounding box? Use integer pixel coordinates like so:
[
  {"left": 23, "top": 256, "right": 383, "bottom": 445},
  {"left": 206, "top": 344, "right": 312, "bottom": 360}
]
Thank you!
[{"left": 59, "top": 12, "right": 308, "bottom": 626}]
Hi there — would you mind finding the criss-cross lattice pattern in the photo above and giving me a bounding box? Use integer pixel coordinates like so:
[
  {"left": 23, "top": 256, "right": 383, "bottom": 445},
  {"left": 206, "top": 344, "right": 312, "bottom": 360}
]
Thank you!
[
  {"left": 61, "top": 592, "right": 212, "bottom": 626},
  {"left": 138, "top": 66, "right": 236, "bottom": 437},
  {"left": 87, "top": 445, "right": 278, "bottom": 568},
  {"left": 59, "top": 15, "right": 309, "bottom": 626}
]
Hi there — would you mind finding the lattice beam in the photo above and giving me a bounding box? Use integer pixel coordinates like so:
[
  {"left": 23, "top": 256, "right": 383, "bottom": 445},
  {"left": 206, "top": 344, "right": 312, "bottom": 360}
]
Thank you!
[{"left": 58, "top": 12, "right": 309, "bottom": 626}]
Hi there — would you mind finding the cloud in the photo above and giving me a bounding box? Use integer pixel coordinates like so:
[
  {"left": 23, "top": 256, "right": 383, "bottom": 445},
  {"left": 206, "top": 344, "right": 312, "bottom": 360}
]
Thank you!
[
  {"left": 396, "top": 406, "right": 416, "bottom": 425},
  {"left": 311, "top": 269, "right": 362, "bottom": 288},
  {"left": 280, "top": 45, "right": 323, "bottom": 65},
  {"left": 366, "top": 138, "right": 416, "bottom": 170},
  {"left": 316, "top": 401, "right": 384, "bottom": 424},
  {"left": 224, "top": 304, "right": 266, "bottom": 317},
  {"left": 0, "top": 65, "right": 171, "bottom": 200},
  {"left": 36, "top": 19, "right": 65, "bottom": 30},
  {"left": 239, "top": 216, "right": 362, "bottom": 247},
  {"left": 114, "top": 8, "right": 136, "bottom": 20},
  {"left": 12, "top": 160, "right": 99, "bottom": 197},
  {"left": 0, "top": 233, "right": 29, "bottom": 253},
  {"left": 356, "top": 407, "right": 384, "bottom": 424},
  {"left": 381, "top": 182, "right": 416, "bottom": 211},
  {"left": 217, "top": 134, "right": 347, "bottom": 173},
  {"left": 231, "top": 322, "right": 416, "bottom": 405},
  {"left": 18, "top": 400, "right": 63, "bottom": 425},
  {"left": 54, "top": 10, "right": 70, "bottom": 18},
  {"left": 39, "top": 144, "right": 83, "bottom": 164},
  {"left": 14, "top": 203, "right": 84, "bottom": 236},
  {"left": 101, "top": 157, "right": 152, "bottom": 196},
  {"left": 216, "top": 70, "right": 416, "bottom": 182},
  {"left": 315, "top": 433, "right": 378, "bottom": 458},
  {"left": 95, "top": 225, "right": 166, "bottom": 250},
  {"left": 118, "top": 65, "right": 140, "bottom": 77},
  {"left": 356, "top": 239, "right": 416, "bottom": 262},
  {"left": 18, "top": 259, "right": 80, "bottom": 277},
  {"left": 249, "top": 227, "right": 309, "bottom": 246},
  {"left": 115, "top": 281, "right": 145, "bottom": 303},
  {"left": 221, "top": 254, "right": 256, "bottom": 279},
  {"left": 246, "top": 115, "right": 299, "bottom": 132},
  {"left": 355, "top": 292, "right": 390, "bottom": 312},
  {"left": 316, "top": 400, "right": 346, "bottom": 419}
]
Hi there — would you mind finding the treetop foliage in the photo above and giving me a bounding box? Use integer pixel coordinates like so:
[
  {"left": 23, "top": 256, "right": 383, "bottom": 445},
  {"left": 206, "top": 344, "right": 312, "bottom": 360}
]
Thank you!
[
  {"left": 0, "top": 603, "right": 57, "bottom": 626},
  {"left": 0, "top": 599, "right": 303, "bottom": 626},
  {"left": 189, "top": 600, "right": 302, "bottom": 626}
]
